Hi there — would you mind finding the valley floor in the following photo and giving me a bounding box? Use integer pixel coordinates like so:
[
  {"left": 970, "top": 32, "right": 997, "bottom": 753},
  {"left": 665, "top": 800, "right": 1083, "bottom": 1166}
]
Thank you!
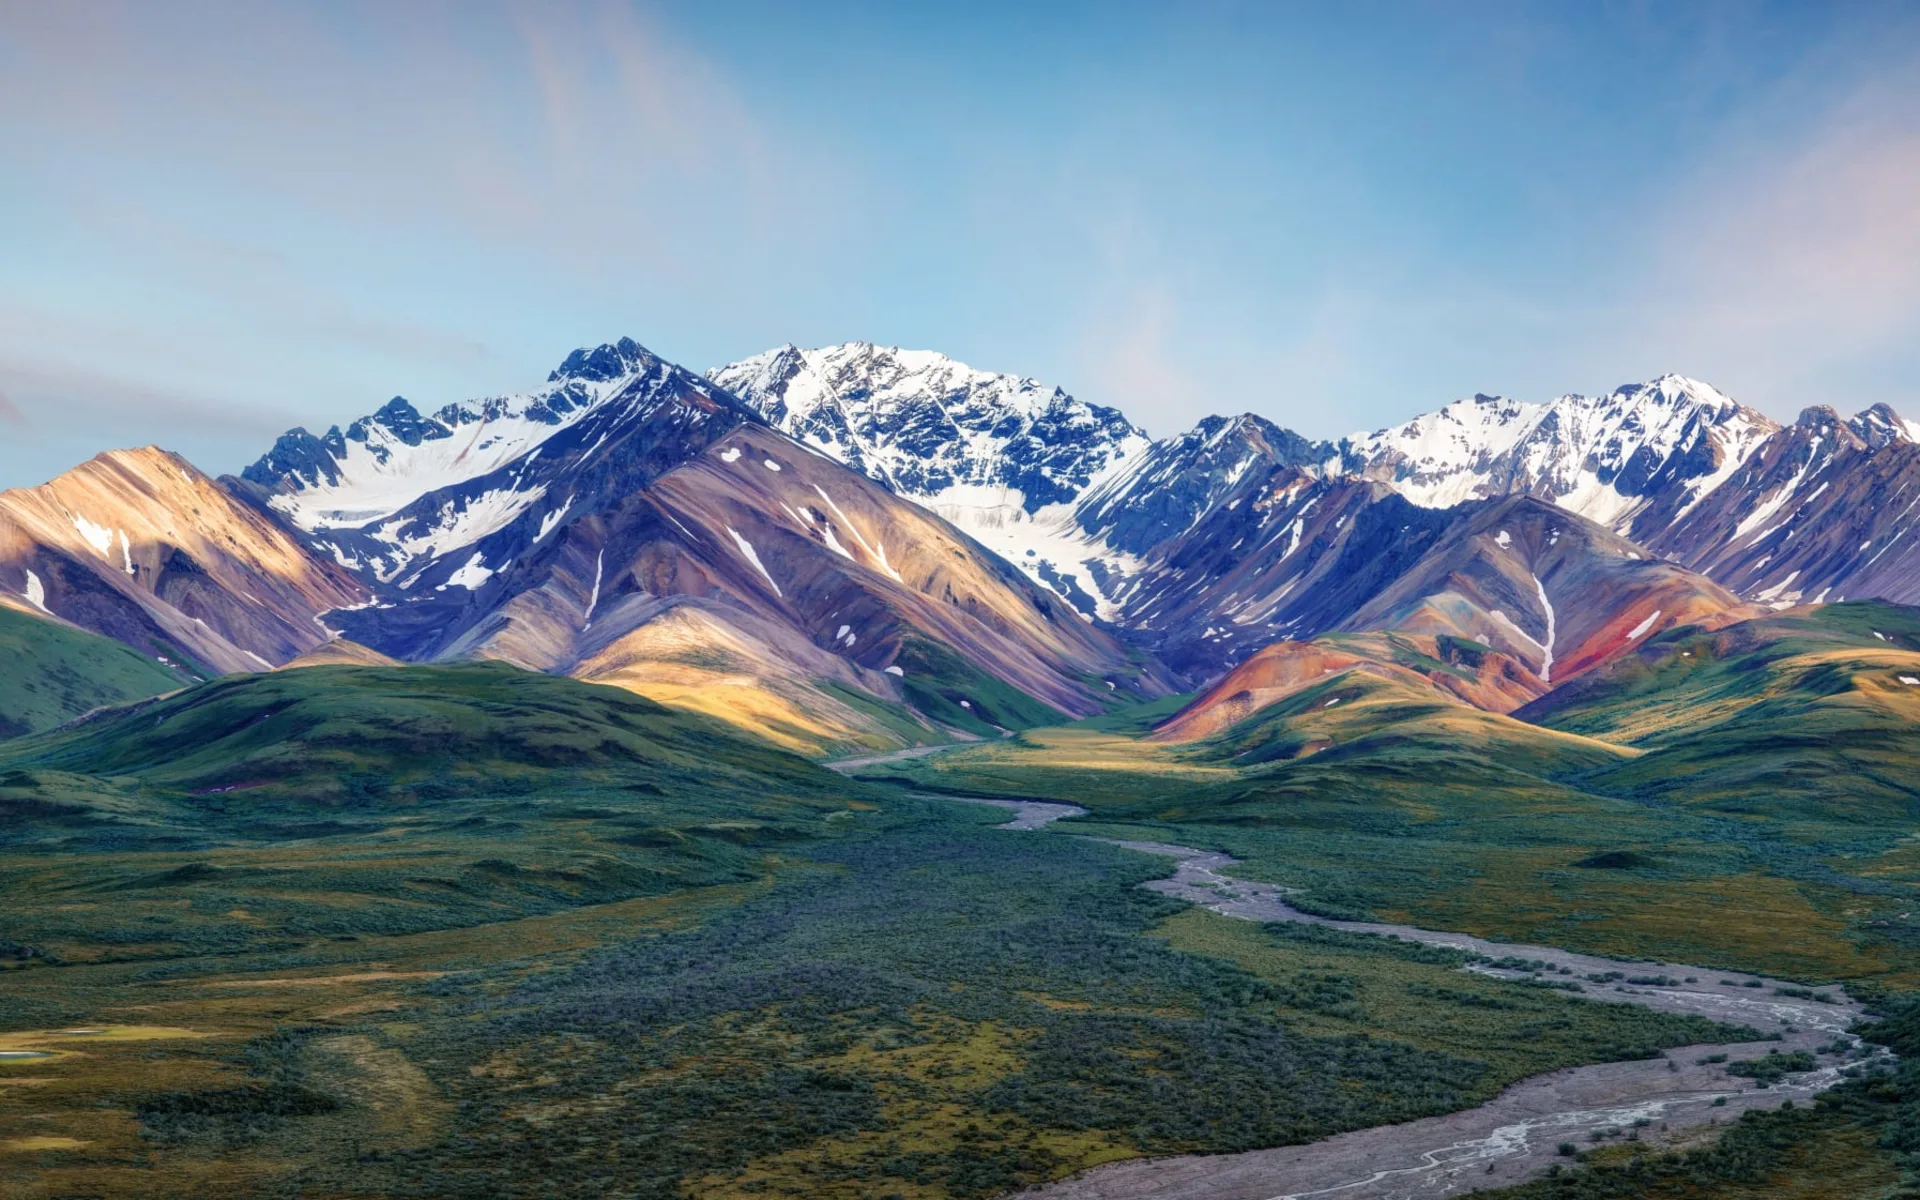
[{"left": 8, "top": 684, "right": 1920, "bottom": 1200}]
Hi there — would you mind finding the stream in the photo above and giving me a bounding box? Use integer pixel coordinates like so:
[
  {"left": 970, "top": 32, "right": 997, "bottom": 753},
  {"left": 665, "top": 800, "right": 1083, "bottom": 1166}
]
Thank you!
[
  {"left": 932, "top": 800, "right": 1881, "bottom": 1200},
  {"left": 821, "top": 744, "right": 1883, "bottom": 1198}
]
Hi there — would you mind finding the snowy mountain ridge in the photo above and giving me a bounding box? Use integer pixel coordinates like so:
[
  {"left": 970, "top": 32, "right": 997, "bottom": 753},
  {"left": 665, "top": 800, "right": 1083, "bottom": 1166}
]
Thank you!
[
  {"left": 709, "top": 342, "right": 1150, "bottom": 512},
  {"left": 1332, "top": 374, "right": 1784, "bottom": 533},
  {"left": 710, "top": 346, "right": 1920, "bottom": 642},
  {"left": 710, "top": 342, "right": 1152, "bottom": 617},
  {"left": 240, "top": 338, "right": 736, "bottom": 583},
  {"left": 19, "top": 330, "right": 1920, "bottom": 745}
]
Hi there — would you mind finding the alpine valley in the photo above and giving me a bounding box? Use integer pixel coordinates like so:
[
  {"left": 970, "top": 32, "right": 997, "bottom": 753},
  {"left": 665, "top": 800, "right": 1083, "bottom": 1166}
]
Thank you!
[{"left": 9, "top": 336, "right": 1920, "bottom": 1200}]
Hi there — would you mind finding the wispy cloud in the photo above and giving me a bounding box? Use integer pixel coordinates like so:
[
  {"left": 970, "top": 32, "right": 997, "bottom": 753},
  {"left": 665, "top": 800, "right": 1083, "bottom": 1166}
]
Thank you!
[
  {"left": 0, "top": 1, "right": 853, "bottom": 281},
  {"left": 0, "top": 386, "right": 22, "bottom": 427},
  {"left": 0, "top": 357, "right": 294, "bottom": 439},
  {"left": 1614, "top": 56, "right": 1920, "bottom": 413}
]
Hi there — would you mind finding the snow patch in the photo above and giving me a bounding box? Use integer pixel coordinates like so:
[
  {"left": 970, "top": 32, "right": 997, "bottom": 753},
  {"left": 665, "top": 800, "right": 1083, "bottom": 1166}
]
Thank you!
[
  {"left": 884, "top": 665, "right": 904, "bottom": 676},
  {"left": 1532, "top": 575, "right": 1557, "bottom": 683},
  {"left": 583, "top": 549, "right": 605, "bottom": 629},
  {"left": 1495, "top": 529, "right": 1511, "bottom": 548},
  {"left": 818, "top": 523, "right": 856, "bottom": 561},
  {"left": 21, "top": 570, "right": 49, "bottom": 613},
  {"left": 726, "top": 527, "right": 783, "bottom": 596},
  {"left": 720, "top": 447, "right": 741, "bottom": 463},
  {"left": 1626, "top": 610, "right": 1662, "bottom": 641},
  {"left": 70, "top": 514, "right": 113, "bottom": 557},
  {"left": 537, "top": 501, "right": 573, "bottom": 542},
  {"left": 437, "top": 552, "right": 493, "bottom": 591},
  {"left": 762, "top": 459, "right": 782, "bottom": 472}
]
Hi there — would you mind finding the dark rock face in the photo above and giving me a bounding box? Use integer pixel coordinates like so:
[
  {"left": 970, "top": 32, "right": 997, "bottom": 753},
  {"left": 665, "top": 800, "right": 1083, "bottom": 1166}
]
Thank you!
[
  {"left": 347, "top": 397, "right": 449, "bottom": 451},
  {"left": 549, "top": 336, "right": 651, "bottom": 383},
  {"left": 241, "top": 428, "right": 345, "bottom": 489},
  {"left": 1650, "top": 414, "right": 1920, "bottom": 607},
  {"left": 1077, "top": 414, "right": 1332, "bottom": 557}
]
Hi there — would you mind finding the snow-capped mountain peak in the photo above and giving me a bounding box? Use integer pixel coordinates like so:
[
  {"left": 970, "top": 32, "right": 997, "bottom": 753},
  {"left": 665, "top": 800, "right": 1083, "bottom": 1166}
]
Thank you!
[
  {"left": 1333, "top": 374, "right": 1780, "bottom": 534},
  {"left": 1850, "top": 402, "right": 1920, "bottom": 450},
  {"left": 711, "top": 342, "right": 1147, "bottom": 509},
  {"left": 244, "top": 339, "right": 671, "bottom": 533},
  {"left": 710, "top": 343, "right": 1152, "bottom": 616},
  {"left": 238, "top": 338, "right": 741, "bottom": 585},
  {"left": 548, "top": 335, "right": 654, "bottom": 383}
]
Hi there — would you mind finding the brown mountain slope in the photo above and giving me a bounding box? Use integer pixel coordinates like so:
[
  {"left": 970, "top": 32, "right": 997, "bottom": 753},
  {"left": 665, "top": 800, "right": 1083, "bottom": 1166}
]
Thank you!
[
  {"left": 323, "top": 422, "right": 1175, "bottom": 744},
  {"left": 280, "top": 639, "right": 401, "bottom": 669},
  {"left": 0, "top": 447, "right": 368, "bottom": 675},
  {"left": 1338, "top": 496, "right": 1752, "bottom": 687},
  {"left": 1152, "top": 630, "right": 1540, "bottom": 742},
  {"left": 569, "top": 595, "right": 943, "bottom": 756},
  {"left": 1150, "top": 497, "right": 1751, "bottom": 741}
]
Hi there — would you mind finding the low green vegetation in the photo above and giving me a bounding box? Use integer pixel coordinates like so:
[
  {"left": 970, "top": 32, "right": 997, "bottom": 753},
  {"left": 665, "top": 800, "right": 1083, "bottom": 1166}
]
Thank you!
[
  {"left": 0, "top": 663, "right": 1762, "bottom": 1198},
  {"left": 0, "top": 661, "right": 846, "bottom": 811},
  {"left": 871, "top": 607, "right": 1920, "bottom": 986},
  {"left": 0, "top": 605, "right": 187, "bottom": 738},
  {"left": 0, "top": 797, "right": 1757, "bottom": 1199},
  {"left": 892, "top": 637, "right": 1068, "bottom": 736},
  {"left": 9, "top": 601, "right": 1920, "bottom": 1197},
  {"left": 0, "top": 664, "right": 871, "bottom": 988}
]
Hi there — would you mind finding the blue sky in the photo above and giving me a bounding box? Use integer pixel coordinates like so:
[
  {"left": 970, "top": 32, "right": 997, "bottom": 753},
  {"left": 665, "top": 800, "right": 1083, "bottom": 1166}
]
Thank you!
[{"left": 4, "top": 1, "right": 1920, "bottom": 488}]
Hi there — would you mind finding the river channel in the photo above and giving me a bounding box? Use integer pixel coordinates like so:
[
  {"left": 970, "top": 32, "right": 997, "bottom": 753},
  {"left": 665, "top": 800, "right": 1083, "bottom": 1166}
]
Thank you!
[{"left": 936, "top": 797, "right": 1880, "bottom": 1200}]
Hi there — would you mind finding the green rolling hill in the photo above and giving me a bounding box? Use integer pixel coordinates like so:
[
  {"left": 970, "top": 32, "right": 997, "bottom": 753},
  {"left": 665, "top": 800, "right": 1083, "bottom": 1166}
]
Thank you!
[
  {"left": 0, "top": 604, "right": 186, "bottom": 740},
  {"left": 1521, "top": 601, "right": 1920, "bottom": 823}
]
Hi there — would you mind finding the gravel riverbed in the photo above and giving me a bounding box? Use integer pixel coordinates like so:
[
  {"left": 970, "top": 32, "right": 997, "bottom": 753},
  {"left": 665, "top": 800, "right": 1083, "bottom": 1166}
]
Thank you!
[{"left": 976, "top": 815, "right": 1880, "bottom": 1199}]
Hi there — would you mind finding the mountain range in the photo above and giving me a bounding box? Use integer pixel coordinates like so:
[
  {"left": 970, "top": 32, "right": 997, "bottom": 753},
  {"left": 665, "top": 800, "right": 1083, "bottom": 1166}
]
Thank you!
[{"left": 6, "top": 335, "right": 1918, "bottom": 753}]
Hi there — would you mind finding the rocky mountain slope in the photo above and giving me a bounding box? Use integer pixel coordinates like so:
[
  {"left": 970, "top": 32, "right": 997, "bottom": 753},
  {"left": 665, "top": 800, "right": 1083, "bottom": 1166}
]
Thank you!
[
  {"left": 1641, "top": 406, "right": 1920, "bottom": 609},
  {"left": 234, "top": 340, "right": 1170, "bottom": 752},
  {"left": 711, "top": 343, "right": 1152, "bottom": 617},
  {"left": 9, "top": 331, "right": 1914, "bottom": 754},
  {"left": 1331, "top": 378, "right": 1920, "bottom": 611},
  {"left": 717, "top": 346, "right": 1920, "bottom": 679},
  {"left": 0, "top": 446, "right": 368, "bottom": 675},
  {"left": 1141, "top": 492, "right": 1752, "bottom": 737}
]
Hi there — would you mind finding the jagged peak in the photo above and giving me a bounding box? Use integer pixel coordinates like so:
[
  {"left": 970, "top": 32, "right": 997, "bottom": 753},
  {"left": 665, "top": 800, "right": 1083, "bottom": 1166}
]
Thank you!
[
  {"left": 1620, "top": 372, "right": 1731, "bottom": 401},
  {"left": 1795, "top": 404, "right": 1846, "bottom": 430},
  {"left": 713, "top": 342, "right": 1088, "bottom": 417},
  {"left": 1851, "top": 401, "right": 1920, "bottom": 448},
  {"left": 548, "top": 336, "right": 656, "bottom": 383}
]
